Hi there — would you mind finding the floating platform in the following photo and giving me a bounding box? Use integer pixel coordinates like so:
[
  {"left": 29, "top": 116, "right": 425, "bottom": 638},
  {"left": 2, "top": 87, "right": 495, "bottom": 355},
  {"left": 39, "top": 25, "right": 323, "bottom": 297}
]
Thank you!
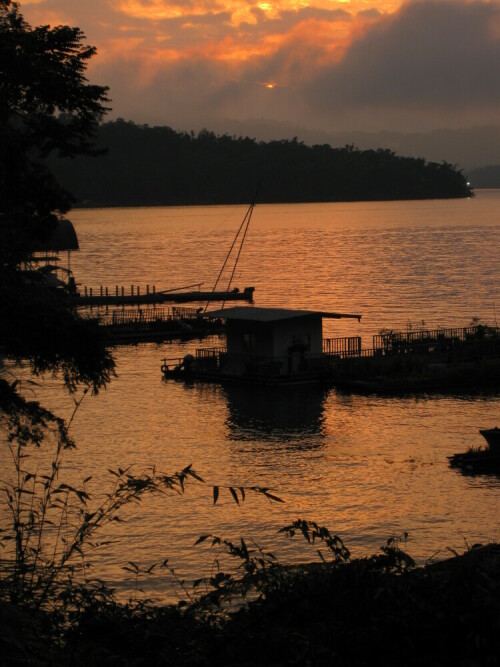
[
  {"left": 161, "top": 320, "right": 500, "bottom": 387},
  {"left": 89, "top": 306, "right": 225, "bottom": 345},
  {"left": 70, "top": 285, "right": 255, "bottom": 307}
]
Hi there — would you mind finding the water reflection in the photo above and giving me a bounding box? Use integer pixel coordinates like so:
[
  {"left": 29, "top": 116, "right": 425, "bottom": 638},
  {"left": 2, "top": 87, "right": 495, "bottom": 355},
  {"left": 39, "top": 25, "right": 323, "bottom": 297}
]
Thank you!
[
  {"left": 53, "top": 198, "right": 500, "bottom": 592},
  {"left": 221, "top": 382, "right": 329, "bottom": 442}
]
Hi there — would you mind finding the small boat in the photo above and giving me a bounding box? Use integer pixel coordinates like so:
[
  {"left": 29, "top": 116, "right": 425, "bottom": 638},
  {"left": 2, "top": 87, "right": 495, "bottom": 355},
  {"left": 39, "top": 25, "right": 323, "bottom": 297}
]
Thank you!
[
  {"left": 480, "top": 427, "right": 500, "bottom": 450},
  {"left": 448, "top": 427, "right": 500, "bottom": 474},
  {"left": 161, "top": 354, "right": 197, "bottom": 379}
]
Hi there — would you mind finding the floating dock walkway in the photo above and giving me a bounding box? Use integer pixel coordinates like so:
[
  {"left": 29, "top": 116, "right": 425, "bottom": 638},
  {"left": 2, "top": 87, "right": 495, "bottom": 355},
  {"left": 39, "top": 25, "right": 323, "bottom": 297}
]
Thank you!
[{"left": 70, "top": 284, "right": 255, "bottom": 307}]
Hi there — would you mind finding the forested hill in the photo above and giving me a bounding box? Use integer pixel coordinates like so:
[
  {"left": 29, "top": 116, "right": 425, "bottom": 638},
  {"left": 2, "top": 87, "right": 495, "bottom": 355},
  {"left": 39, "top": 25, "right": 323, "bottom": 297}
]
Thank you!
[{"left": 48, "top": 120, "right": 472, "bottom": 207}]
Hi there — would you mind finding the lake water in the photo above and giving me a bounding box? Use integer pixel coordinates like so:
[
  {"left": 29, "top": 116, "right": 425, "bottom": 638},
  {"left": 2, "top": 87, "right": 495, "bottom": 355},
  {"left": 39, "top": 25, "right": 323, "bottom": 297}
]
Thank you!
[{"left": 6, "top": 192, "right": 500, "bottom": 602}]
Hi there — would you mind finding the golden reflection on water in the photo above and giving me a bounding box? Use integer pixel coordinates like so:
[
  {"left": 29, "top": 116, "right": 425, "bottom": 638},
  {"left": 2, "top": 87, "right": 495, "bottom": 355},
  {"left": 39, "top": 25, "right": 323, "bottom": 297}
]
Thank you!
[{"left": 2, "top": 194, "right": 500, "bottom": 602}]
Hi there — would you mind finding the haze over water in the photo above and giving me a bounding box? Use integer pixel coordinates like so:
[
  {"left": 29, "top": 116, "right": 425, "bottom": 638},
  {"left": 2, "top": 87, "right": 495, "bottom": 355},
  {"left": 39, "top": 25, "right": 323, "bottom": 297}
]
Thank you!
[{"left": 19, "top": 192, "right": 500, "bottom": 601}]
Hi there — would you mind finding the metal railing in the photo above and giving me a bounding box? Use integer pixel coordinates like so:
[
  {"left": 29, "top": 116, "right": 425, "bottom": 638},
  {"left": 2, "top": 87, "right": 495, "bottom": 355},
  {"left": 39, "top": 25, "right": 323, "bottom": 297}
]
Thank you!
[
  {"left": 95, "top": 306, "right": 200, "bottom": 327},
  {"left": 373, "top": 325, "right": 500, "bottom": 355},
  {"left": 323, "top": 336, "right": 362, "bottom": 357},
  {"left": 193, "top": 349, "right": 356, "bottom": 380}
]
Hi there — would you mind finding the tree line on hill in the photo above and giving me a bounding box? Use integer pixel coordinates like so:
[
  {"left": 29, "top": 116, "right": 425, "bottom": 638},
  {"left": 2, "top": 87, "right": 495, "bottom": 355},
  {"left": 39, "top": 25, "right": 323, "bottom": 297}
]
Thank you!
[{"left": 47, "top": 119, "right": 472, "bottom": 207}]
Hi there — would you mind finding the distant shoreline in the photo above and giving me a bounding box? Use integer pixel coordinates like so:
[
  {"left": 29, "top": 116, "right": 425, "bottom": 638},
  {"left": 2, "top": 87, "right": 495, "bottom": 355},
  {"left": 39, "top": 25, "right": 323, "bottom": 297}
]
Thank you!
[{"left": 71, "top": 192, "right": 491, "bottom": 211}]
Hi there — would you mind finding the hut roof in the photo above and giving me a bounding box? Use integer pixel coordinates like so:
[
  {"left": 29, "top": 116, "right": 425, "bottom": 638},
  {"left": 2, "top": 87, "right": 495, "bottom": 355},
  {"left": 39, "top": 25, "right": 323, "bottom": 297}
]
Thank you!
[
  {"left": 204, "top": 306, "right": 361, "bottom": 322},
  {"left": 33, "top": 218, "right": 79, "bottom": 252}
]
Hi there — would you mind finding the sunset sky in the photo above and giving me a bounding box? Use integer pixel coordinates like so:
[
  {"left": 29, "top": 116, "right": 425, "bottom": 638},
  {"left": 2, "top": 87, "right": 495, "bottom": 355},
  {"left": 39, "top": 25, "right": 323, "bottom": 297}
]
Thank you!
[{"left": 21, "top": 0, "right": 500, "bottom": 151}]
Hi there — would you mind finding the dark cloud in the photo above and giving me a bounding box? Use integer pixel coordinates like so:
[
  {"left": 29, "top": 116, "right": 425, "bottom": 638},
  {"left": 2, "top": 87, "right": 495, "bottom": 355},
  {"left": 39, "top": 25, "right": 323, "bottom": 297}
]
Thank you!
[
  {"left": 92, "top": 53, "right": 302, "bottom": 130},
  {"left": 304, "top": 0, "right": 500, "bottom": 129}
]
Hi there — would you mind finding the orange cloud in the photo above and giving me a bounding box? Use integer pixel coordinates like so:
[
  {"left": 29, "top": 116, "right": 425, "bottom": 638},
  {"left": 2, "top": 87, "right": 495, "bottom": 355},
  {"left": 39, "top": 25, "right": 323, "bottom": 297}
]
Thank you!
[
  {"left": 21, "top": 0, "right": 403, "bottom": 71},
  {"left": 117, "top": 0, "right": 222, "bottom": 21},
  {"left": 116, "top": 1, "right": 401, "bottom": 26}
]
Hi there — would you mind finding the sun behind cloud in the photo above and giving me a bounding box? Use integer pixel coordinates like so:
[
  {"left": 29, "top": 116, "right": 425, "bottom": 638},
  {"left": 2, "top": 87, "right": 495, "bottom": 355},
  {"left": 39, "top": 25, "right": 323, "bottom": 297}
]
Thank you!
[{"left": 18, "top": 0, "right": 500, "bottom": 142}]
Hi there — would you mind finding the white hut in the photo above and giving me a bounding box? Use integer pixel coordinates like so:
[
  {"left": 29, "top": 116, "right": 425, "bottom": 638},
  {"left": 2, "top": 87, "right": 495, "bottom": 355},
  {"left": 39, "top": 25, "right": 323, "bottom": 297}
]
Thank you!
[{"left": 201, "top": 306, "right": 361, "bottom": 382}]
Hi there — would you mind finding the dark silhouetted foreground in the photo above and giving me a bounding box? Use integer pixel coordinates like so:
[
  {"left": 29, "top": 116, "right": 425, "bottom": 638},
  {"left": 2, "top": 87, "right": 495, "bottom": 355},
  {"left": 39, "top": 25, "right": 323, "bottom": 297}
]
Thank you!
[{"left": 1, "top": 542, "right": 499, "bottom": 666}]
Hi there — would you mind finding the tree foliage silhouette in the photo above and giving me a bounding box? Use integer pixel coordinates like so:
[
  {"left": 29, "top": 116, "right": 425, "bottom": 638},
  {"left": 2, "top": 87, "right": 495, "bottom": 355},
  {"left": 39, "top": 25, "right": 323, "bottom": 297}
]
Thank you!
[
  {"left": 48, "top": 120, "right": 473, "bottom": 207},
  {"left": 0, "top": 0, "right": 114, "bottom": 415}
]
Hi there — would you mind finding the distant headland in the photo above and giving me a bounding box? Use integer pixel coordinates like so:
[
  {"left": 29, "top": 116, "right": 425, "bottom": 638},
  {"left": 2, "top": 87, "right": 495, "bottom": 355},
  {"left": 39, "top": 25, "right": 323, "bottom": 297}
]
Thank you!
[{"left": 48, "top": 119, "right": 473, "bottom": 207}]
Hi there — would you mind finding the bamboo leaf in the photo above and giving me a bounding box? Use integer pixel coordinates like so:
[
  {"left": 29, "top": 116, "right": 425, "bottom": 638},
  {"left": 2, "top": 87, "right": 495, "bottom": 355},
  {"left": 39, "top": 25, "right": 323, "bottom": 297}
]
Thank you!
[
  {"left": 240, "top": 537, "right": 249, "bottom": 559},
  {"left": 301, "top": 524, "right": 311, "bottom": 543},
  {"left": 126, "top": 561, "right": 139, "bottom": 572},
  {"left": 76, "top": 491, "right": 89, "bottom": 504},
  {"left": 213, "top": 486, "right": 219, "bottom": 505},
  {"left": 229, "top": 487, "right": 239, "bottom": 505},
  {"left": 187, "top": 469, "right": 205, "bottom": 482},
  {"left": 264, "top": 491, "right": 284, "bottom": 503}
]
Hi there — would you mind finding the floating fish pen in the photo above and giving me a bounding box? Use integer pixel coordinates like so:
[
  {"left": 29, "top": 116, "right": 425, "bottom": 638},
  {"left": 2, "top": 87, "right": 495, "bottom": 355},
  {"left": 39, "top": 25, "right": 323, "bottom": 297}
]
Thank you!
[
  {"left": 24, "top": 209, "right": 257, "bottom": 344},
  {"left": 84, "top": 306, "right": 225, "bottom": 344},
  {"left": 372, "top": 325, "right": 500, "bottom": 358},
  {"left": 71, "top": 285, "right": 254, "bottom": 343},
  {"left": 161, "top": 310, "right": 500, "bottom": 386}
]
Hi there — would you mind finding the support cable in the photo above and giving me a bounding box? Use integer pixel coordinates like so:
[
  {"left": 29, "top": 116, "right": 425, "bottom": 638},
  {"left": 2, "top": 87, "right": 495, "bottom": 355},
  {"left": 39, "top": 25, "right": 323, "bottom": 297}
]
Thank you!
[
  {"left": 203, "top": 181, "right": 261, "bottom": 313},
  {"left": 221, "top": 203, "right": 255, "bottom": 310}
]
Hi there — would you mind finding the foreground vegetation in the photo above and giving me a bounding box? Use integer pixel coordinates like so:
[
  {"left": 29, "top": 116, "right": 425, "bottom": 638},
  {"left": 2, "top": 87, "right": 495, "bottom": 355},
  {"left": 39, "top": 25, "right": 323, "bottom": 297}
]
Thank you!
[
  {"left": 47, "top": 120, "right": 473, "bottom": 207},
  {"left": 2, "top": 534, "right": 499, "bottom": 666}
]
